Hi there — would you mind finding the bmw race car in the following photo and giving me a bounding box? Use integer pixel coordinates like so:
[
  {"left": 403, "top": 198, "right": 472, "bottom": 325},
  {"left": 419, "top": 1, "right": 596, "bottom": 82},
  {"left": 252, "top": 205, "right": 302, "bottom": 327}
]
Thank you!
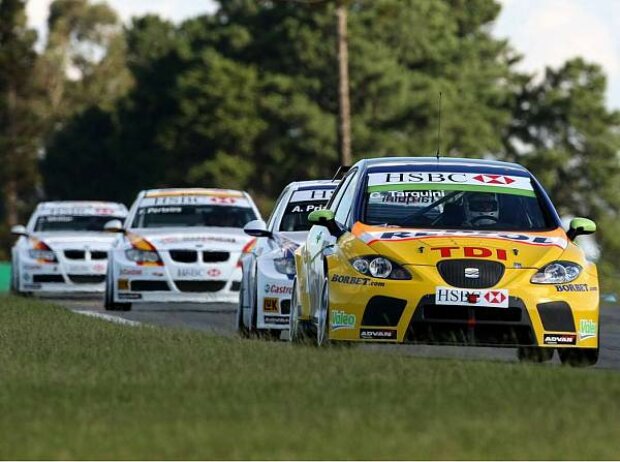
[
  {"left": 11, "top": 201, "right": 128, "bottom": 295},
  {"left": 104, "top": 188, "right": 261, "bottom": 310},
  {"left": 237, "top": 180, "right": 337, "bottom": 338},
  {"left": 291, "top": 157, "right": 600, "bottom": 366}
]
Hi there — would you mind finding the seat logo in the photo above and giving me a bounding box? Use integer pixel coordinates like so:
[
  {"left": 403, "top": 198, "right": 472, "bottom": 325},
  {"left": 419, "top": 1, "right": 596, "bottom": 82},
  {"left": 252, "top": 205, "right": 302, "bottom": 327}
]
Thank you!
[{"left": 464, "top": 268, "right": 480, "bottom": 279}]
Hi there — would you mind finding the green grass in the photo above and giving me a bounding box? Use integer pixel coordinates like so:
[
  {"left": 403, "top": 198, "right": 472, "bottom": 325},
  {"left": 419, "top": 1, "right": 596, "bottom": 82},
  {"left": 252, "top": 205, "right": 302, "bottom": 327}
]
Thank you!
[{"left": 2, "top": 296, "right": 620, "bottom": 460}]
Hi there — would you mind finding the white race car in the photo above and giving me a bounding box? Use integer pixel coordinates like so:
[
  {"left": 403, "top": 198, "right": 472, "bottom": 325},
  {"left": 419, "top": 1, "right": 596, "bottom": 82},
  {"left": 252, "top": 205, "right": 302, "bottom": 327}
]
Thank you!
[
  {"left": 237, "top": 180, "right": 337, "bottom": 338},
  {"left": 104, "top": 188, "right": 261, "bottom": 310},
  {"left": 10, "top": 201, "right": 129, "bottom": 295}
]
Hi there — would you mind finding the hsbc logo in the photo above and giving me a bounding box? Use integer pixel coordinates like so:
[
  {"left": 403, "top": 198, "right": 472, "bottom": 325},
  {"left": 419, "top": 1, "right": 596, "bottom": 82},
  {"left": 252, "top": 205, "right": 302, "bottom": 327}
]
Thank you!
[
  {"left": 484, "top": 290, "right": 507, "bottom": 304},
  {"left": 473, "top": 174, "right": 516, "bottom": 185}
]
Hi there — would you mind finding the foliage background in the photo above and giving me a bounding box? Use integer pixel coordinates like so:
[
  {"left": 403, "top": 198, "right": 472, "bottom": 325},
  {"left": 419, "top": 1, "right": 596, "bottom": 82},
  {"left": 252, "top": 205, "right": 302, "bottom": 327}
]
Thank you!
[{"left": 1, "top": 0, "right": 619, "bottom": 288}]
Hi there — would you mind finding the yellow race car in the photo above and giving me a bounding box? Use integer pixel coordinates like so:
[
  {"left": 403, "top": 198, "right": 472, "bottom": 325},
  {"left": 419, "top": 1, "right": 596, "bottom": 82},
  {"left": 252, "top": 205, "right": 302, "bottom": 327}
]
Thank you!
[{"left": 290, "top": 157, "right": 599, "bottom": 366}]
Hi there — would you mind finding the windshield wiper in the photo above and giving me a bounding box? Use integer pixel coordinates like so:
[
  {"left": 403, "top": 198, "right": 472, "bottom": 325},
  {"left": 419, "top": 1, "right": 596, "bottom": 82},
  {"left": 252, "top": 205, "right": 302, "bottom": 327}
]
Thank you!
[{"left": 401, "top": 190, "right": 462, "bottom": 226}]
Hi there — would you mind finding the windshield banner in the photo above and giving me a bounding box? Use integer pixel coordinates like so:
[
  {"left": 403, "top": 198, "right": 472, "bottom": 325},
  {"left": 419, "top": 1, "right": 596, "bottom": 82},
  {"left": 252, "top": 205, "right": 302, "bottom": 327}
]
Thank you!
[
  {"left": 290, "top": 189, "right": 334, "bottom": 203},
  {"left": 367, "top": 172, "right": 534, "bottom": 196},
  {"left": 140, "top": 196, "right": 251, "bottom": 207}
]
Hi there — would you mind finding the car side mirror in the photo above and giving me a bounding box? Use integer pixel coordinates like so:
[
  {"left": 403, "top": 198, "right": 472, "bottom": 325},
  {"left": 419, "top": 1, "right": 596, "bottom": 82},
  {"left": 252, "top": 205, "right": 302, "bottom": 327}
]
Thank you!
[
  {"left": 567, "top": 217, "right": 596, "bottom": 240},
  {"left": 104, "top": 219, "right": 124, "bottom": 233},
  {"left": 10, "top": 225, "right": 27, "bottom": 236},
  {"left": 244, "top": 219, "right": 272, "bottom": 238},
  {"left": 308, "top": 209, "right": 343, "bottom": 237}
]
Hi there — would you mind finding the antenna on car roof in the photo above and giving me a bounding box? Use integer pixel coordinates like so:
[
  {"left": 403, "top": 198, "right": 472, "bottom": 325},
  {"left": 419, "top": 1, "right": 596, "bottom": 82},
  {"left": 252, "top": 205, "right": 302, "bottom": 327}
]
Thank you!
[
  {"left": 435, "top": 91, "right": 442, "bottom": 161},
  {"left": 332, "top": 165, "right": 351, "bottom": 181}
]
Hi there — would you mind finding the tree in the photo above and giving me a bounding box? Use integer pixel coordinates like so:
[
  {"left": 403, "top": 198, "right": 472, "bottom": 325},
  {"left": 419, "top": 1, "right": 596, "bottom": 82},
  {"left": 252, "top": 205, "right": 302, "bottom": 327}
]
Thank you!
[
  {"left": 505, "top": 58, "right": 620, "bottom": 288},
  {"left": 0, "top": 0, "right": 40, "bottom": 233}
]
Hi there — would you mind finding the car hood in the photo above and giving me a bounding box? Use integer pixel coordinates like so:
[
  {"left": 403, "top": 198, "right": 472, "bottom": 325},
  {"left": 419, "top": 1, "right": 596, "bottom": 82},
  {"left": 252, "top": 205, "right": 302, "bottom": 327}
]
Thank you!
[
  {"left": 127, "top": 227, "right": 252, "bottom": 251},
  {"left": 30, "top": 232, "right": 117, "bottom": 250},
  {"left": 351, "top": 223, "right": 568, "bottom": 269}
]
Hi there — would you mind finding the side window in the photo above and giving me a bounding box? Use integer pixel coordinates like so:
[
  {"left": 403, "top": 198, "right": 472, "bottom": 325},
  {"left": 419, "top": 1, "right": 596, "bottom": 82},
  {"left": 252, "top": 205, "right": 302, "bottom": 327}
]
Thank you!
[
  {"left": 267, "top": 187, "right": 289, "bottom": 231},
  {"left": 334, "top": 172, "right": 359, "bottom": 226},
  {"left": 329, "top": 169, "right": 357, "bottom": 213}
]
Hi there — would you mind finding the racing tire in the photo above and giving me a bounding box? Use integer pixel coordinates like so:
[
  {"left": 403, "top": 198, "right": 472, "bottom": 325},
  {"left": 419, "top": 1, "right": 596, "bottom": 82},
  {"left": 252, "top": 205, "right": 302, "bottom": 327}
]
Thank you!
[
  {"left": 247, "top": 262, "right": 259, "bottom": 336},
  {"left": 558, "top": 348, "right": 599, "bottom": 367},
  {"left": 104, "top": 262, "right": 131, "bottom": 312},
  {"left": 10, "top": 258, "right": 19, "bottom": 295},
  {"left": 236, "top": 276, "right": 250, "bottom": 338},
  {"left": 316, "top": 276, "right": 330, "bottom": 347},
  {"left": 517, "top": 347, "right": 554, "bottom": 363},
  {"left": 289, "top": 277, "right": 314, "bottom": 344}
]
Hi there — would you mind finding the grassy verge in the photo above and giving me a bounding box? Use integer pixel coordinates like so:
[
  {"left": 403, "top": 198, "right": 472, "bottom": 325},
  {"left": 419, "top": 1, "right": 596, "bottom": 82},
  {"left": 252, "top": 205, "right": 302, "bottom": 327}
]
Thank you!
[{"left": 1, "top": 295, "right": 620, "bottom": 460}]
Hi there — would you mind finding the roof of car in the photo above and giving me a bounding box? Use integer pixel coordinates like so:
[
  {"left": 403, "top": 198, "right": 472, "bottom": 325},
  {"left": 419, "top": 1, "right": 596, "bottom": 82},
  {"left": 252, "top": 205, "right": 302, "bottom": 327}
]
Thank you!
[
  {"left": 287, "top": 180, "right": 339, "bottom": 192},
  {"left": 359, "top": 156, "right": 530, "bottom": 175},
  {"left": 141, "top": 188, "right": 245, "bottom": 198}
]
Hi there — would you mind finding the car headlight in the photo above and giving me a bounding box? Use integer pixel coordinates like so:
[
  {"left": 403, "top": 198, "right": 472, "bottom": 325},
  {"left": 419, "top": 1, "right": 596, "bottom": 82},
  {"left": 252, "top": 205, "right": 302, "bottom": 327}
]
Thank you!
[
  {"left": 350, "top": 256, "right": 411, "bottom": 280},
  {"left": 274, "top": 257, "right": 296, "bottom": 276},
  {"left": 531, "top": 261, "right": 582, "bottom": 284},
  {"left": 125, "top": 248, "right": 161, "bottom": 264},
  {"left": 28, "top": 249, "right": 57, "bottom": 262}
]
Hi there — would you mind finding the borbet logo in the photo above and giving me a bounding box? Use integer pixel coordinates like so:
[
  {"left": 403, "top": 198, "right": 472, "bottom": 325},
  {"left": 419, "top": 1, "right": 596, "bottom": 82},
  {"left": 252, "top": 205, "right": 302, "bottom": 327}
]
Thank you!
[{"left": 473, "top": 174, "right": 516, "bottom": 185}]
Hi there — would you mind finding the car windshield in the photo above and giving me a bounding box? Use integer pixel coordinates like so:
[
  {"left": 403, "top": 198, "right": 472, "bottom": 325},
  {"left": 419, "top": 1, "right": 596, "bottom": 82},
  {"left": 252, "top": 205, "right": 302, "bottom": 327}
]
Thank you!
[
  {"left": 364, "top": 171, "right": 553, "bottom": 231},
  {"left": 278, "top": 188, "right": 334, "bottom": 232},
  {"left": 132, "top": 205, "right": 257, "bottom": 229},
  {"left": 34, "top": 215, "right": 126, "bottom": 232},
  {"left": 280, "top": 201, "right": 329, "bottom": 231}
]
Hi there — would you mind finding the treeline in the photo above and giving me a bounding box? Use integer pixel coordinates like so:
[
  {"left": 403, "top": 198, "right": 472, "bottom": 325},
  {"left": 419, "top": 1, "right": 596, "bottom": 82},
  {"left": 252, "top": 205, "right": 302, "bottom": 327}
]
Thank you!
[{"left": 2, "top": 0, "right": 620, "bottom": 285}]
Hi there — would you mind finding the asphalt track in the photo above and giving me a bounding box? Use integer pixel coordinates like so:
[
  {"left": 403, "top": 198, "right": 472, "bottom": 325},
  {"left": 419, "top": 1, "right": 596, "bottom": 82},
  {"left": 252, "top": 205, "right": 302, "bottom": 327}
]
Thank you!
[{"left": 56, "top": 296, "right": 620, "bottom": 370}]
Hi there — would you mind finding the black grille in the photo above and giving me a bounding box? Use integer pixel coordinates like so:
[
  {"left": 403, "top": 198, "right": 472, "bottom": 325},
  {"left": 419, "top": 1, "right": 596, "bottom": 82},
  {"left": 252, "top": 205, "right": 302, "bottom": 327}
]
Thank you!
[
  {"left": 68, "top": 274, "right": 106, "bottom": 284},
  {"left": 169, "top": 250, "right": 198, "bottom": 263},
  {"left": 362, "top": 296, "right": 407, "bottom": 326},
  {"left": 131, "top": 280, "right": 170, "bottom": 291},
  {"left": 91, "top": 251, "right": 107, "bottom": 260},
  {"left": 33, "top": 274, "right": 64, "bottom": 283},
  {"left": 437, "top": 259, "right": 504, "bottom": 288},
  {"left": 406, "top": 295, "right": 535, "bottom": 347},
  {"left": 175, "top": 281, "right": 226, "bottom": 292},
  {"left": 64, "top": 250, "right": 85, "bottom": 259},
  {"left": 537, "top": 302, "right": 575, "bottom": 332},
  {"left": 203, "top": 251, "right": 229, "bottom": 263}
]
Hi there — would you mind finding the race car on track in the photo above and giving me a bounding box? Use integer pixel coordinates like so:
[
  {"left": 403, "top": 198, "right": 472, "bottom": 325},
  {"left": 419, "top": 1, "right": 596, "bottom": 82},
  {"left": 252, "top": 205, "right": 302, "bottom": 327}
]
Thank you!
[
  {"left": 11, "top": 201, "right": 128, "bottom": 295},
  {"left": 290, "top": 157, "right": 600, "bottom": 366},
  {"left": 104, "top": 188, "right": 261, "bottom": 310},
  {"left": 237, "top": 180, "right": 337, "bottom": 338}
]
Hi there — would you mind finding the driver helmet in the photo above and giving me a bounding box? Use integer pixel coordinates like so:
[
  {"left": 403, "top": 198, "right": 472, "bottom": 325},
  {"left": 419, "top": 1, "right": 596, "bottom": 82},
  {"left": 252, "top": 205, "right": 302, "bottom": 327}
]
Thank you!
[{"left": 465, "top": 192, "right": 499, "bottom": 225}]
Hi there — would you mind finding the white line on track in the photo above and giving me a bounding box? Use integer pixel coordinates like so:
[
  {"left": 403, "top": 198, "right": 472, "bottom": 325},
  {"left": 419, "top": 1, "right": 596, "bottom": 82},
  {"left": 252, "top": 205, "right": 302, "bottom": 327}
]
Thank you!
[{"left": 72, "top": 310, "right": 142, "bottom": 327}]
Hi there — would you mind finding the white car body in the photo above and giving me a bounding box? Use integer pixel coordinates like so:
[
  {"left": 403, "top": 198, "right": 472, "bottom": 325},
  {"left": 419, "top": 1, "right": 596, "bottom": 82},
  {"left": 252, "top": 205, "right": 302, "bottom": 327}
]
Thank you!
[
  {"left": 237, "top": 180, "right": 337, "bottom": 335},
  {"left": 105, "top": 188, "right": 261, "bottom": 309},
  {"left": 11, "top": 201, "right": 128, "bottom": 294}
]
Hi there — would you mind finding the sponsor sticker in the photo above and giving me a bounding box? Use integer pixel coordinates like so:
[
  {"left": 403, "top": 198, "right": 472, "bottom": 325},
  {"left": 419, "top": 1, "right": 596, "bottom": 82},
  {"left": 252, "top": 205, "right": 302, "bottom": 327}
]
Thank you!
[
  {"left": 207, "top": 268, "right": 221, "bottom": 277},
  {"left": 23, "top": 283, "right": 42, "bottom": 290},
  {"left": 141, "top": 195, "right": 250, "bottom": 207},
  {"left": 579, "top": 320, "right": 597, "bottom": 341},
  {"left": 331, "top": 310, "right": 356, "bottom": 330},
  {"left": 264, "top": 315, "right": 289, "bottom": 325},
  {"left": 367, "top": 171, "right": 534, "bottom": 195},
  {"left": 555, "top": 284, "right": 589, "bottom": 292},
  {"left": 331, "top": 274, "right": 385, "bottom": 287},
  {"left": 118, "top": 293, "right": 142, "bottom": 300},
  {"left": 543, "top": 333, "right": 576, "bottom": 345},
  {"left": 357, "top": 229, "right": 567, "bottom": 249},
  {"left": 360, "top": 329, "right": 397, "bottom": 340},
  {"left": 177, "top": 268, "right": 206, "bottom": 278},
  {"left": 120, "top": 268, "right": 142, "bottom": 276},
  {"left": 264, "top": 283, "right": 293, "bottom": 295},
  {"left": 263, "top": 297, "right": 279, "bottom": 313},
  {"left": 431, "top": 246, "right": 508, "bottom": 261},
  {"left": 435, "top": 286, "right": 509, "bottom": 308},
  {"left": 290, "top": 189, "right": 334, "bottom": 203}
]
